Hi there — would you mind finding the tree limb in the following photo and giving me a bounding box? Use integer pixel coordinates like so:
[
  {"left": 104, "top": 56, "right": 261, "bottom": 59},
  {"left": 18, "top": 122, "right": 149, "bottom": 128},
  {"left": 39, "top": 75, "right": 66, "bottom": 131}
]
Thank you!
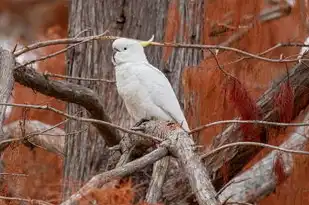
[
  {"left": 218, "top": 110, "right": 309, "bottom": 203},
  {"left": 3, "top": 120, "right": 65, "bottom": 155},
  {"left": 0, "top": 48, "right": 14, "bottom": 142},
  {"left": 207, "top": 59, "right": 309, "bottom": 188},
  {"left": 140, "top": 121, "right": 220, "bottom": 205},
  {"left": 60, "top": 146, "right": 168, "bottom": 205},
  {"left": 0, "top": 47, "right": 15, "bottom": 191},
  {"left": 146, "top": 156, "right": 170, "bottom": 204},
  {"left": 12, "top": 65, "right": 120, "bottom": 146}
]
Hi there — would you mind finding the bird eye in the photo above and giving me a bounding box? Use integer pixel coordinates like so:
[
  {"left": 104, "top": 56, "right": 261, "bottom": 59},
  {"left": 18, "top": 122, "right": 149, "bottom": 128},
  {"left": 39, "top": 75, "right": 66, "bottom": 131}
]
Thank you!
[{"left": 124, "top": 47, "right": 127, "bottom": 50}]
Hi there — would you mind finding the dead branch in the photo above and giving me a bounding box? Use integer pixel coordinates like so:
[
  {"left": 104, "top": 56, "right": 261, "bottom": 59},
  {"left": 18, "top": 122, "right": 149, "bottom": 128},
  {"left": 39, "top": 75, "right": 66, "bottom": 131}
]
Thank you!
[
  {"left": 15, "top": 31, "right": 109, "bottom": 69},
  {"left": 190, "top": 119, "right": 309, "bottom": 134},
  {"left": 43, "top": 72, "right": 115, "bottom": 83},
  {"left": 0, "top": 47, "right": 15, "bottom": 155},
  {"left": 12, "top": 65, "right": 120, "bottom": 146},
  {"left": 162, "top": 58, "right": 309, "bottom": 204},
  {"left": 0, "top": 195, "right": 53, "bottom": 205},
  {"left": 62, "top": 121, "right": 220, "bottom": 205},
  {"left": 13, "top": 32, "right": 309, "bottom": 64},
  {"left": 0, "top": 102, "right": 162, "bottom": 142},
  {"left": 218, "top": 110, "right": 309, "bottom": 203},
  {"left": 202, "top": 141, "right": 309, "bottom": 158},
  {"left": 10, "top": 59, "right": 309, "bottom": 204},
  {"left": 207, "top": 59, "right": 309, "bottom": 188},
  {"left": 209, "top": 4, "right": 291, "bottom": 37},
  {"left": 146, "top": 156, "right": 170, "bottom": 204},
  {"left": 140, "top": 121, "right": 220, "bottom": 205},
  {"left": 60, "top": 146, "right": 169, "bottom": 205},
  {"left": 3, "top": 120, "right": 65, "bottom": 155}
]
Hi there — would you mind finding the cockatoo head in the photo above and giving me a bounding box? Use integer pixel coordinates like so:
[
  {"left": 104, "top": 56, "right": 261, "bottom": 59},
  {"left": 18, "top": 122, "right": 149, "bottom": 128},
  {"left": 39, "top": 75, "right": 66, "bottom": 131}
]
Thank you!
[{"left": 112, "top": 35, "right": 154, "bottom": 65}]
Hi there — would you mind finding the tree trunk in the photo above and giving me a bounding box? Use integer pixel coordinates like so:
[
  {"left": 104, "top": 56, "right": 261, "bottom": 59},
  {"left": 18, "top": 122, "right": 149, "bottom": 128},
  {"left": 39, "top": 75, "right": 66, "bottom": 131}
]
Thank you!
[{"left": 64, "top": 0, "right": 206, "bottom": 200}]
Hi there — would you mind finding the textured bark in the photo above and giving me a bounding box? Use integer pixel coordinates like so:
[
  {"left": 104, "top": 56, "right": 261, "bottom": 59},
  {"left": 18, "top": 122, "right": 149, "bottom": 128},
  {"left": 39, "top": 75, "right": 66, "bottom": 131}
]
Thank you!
[
  {"left": 3, "top": 120, "right": 65, "bottom": 156},
  {"left": 65, "top": 0, "right": 206, "bottom": 199},
  {"left": 146, "top": 156, "right": 170, "bottom": 204},
  {"left": 0, "top": 48, "right": 14, "bottom": 190},
  {"left": 0, "top": 48, "right": 14, "bottom": 145},
  {"left": 162, "top": 59, "right": 309, "bottom": 204},
  {"left": 13, "top": 65, "right": 119, "bottom": 146},
  {"left": 60, "top": 146, "right": 169, "bottom": 205},
  {"left": 218, "top": 111, "right": 309, "bottom": 203},
  {"left": 207, "top": 59, "right": 309, "bottom": 189},
  {"left": 140, "top": 121, "right": 219, "bottom": 205},
  {"left": 62, "top": 121, "right": 219, "bottom": 205}
]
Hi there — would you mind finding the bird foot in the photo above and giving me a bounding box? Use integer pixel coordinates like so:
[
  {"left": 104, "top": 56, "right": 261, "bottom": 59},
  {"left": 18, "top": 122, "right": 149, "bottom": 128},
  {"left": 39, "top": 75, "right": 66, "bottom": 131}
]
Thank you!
[{"left": 131, "top": 118, "right": 151, "bottom": 131}]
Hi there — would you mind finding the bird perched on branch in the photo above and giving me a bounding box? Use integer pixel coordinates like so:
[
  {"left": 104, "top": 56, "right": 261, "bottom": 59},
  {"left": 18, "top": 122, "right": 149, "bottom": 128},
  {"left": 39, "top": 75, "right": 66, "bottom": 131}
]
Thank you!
[{"left": 112, "top": 36, "right": 190, "bottom": 131}]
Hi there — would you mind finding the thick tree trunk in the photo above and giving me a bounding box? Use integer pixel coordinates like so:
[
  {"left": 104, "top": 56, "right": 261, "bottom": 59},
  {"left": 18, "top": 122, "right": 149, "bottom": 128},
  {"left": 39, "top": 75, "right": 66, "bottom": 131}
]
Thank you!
[{"left": 64, "top": 0, "right": 206, "bottom": 199}]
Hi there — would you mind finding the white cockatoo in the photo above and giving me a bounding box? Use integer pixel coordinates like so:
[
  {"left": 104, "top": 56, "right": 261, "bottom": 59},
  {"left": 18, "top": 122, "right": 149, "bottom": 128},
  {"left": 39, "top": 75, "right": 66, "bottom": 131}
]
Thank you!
[{"left": 111, "top": 36, "right": 190, "bottom": 131}]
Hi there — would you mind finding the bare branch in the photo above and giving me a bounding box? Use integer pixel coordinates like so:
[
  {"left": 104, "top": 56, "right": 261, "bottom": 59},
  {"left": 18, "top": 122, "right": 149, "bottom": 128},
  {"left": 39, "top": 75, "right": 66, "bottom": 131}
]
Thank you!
[
  {"left": 218, "top": 111, "right": 309, "bottom": 203},
  {"left": 60, "top": 146, "right": 168, "bottom": 205},
  {"left": 140, "top": 121, "right": 220, "bottom": 205},
  {"left": 43, "top": 72, "right": 115, "bottom": 83},
  {"left": 146, "top": 156, "right": 170, "bottom": 204},
  {"left": 15, "top": 31, "right": 109, "bottom": 69},
  {"left": 209, "top": 4, "right": 291, "bottom": 37},
  {"left": 190, "top": 119, "right": 309, "bottom": 134},
  {"left": 3, "top": 120, "right": 65, "bottom": 155},
  {"left": 0, "top": 196, "right": 53, "bottom": 205},
  {"left": 202, "top": 141, "right": 309, "bottom": 159},
  {"left": 14, "top": 35, "right": 118, "bottom": 57},
  {"left": 207, "top": 59, "right": 309, "bottom": 188},
  {"left": 13, "top": 29, "right": 309, "bottom": 65},
  {"left": 0, "top": 48, "right": 15, "bottom": 162},
  {"left": 12, "top": 65, "right": 120, "bottom": 146},
  {"left": 0, "top": 102, "right": 162, "bottom": 142},
  {"left": 0, "top": 48, "right": 14, "bottom": 135}
]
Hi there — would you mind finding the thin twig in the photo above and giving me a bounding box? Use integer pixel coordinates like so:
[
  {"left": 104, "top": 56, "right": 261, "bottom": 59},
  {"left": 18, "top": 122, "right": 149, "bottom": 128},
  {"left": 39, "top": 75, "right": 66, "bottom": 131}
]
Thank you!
[
  {"left": 0, "top": 173, "right": 28, "bottom": 177},
  {"left": 215, "top": 178, "right": 250, "bottom": 198},
  {"left": 201, "top": 141, "right": 309, "bottom": 159},
  {"left": 14, "top": 35, "right": 118, "bottom": 57},
  {"left": 0, "top": 102, "right": 163, "bottom": 142},
  {"left": 60, "top": 146, "right": 169, "bottom": 205},
  {"left": 24, "top": 118, "right": 68, "bottom": 140},
  {"left": 226, "top": 202, "right": 254, "bottom": 205},
  {"left": 189, "top": 119, "right": 309, "bottom": 134},
  {"left": 15, "top": 31, "right": 109, "bottom": 69},
  {"left": 43, "top": 72, "right": 115, "bottom": 83},
  {"left": 0, "top": 196, "right": 53, "bottom": 205},
  {"left": 13, "top": 33, "right": 309, "bottom": 63}
]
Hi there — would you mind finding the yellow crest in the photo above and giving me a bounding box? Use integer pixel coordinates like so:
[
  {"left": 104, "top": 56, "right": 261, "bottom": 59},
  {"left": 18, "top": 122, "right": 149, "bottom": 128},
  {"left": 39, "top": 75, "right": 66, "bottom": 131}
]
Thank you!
[{"left": 139, "top": 35, "right": 155, "bottom": 47}]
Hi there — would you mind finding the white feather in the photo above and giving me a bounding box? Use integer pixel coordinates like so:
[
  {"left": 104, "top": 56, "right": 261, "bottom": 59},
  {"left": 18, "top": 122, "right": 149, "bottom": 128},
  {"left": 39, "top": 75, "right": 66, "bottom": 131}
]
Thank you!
[{"left": 113, "top": 38, "right": 189, "bottom": 131}]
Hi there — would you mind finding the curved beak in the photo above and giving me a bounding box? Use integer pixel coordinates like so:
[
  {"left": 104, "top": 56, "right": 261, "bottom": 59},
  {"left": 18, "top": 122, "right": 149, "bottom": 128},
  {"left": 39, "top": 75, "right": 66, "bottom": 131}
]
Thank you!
[{"left": 140, "top": 35, "right": 154, "bottom": 47}]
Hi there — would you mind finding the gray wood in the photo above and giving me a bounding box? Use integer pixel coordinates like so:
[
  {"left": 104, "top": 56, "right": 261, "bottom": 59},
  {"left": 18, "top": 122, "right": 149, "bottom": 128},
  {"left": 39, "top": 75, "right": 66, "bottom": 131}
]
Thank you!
[
  {"left": 218, "top": 112, "right": 309, "bottom": 203},
  {"left": 3, "top": 120, "right": 65, "bottom": 156},
  {"left": 139, "top": 121, "right": 219, "bottom": 205},
  {"left": 0, "top": 48, "right": 14, "bottom": 144},
  {"left": 0, "top": 48, "right": 14, "bottom": 189},
  {"left": 60, "top": 146, "right": 168, "bottom": 205},
  {"left": 12, "top": 65, "right": 119, "bottom": 145},
  {"left": 207, "top": 59, "right": 309, "bottom": 189},
  {"left": 146, "top": 156, "right": 170, "bottom": 204}
]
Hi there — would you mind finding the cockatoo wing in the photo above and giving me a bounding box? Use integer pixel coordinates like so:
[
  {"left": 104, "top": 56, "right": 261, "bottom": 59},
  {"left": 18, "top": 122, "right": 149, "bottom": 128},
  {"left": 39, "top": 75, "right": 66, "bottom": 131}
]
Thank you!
[{"left": 134, "top": 62, "right": 189, "bottom": 131}]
